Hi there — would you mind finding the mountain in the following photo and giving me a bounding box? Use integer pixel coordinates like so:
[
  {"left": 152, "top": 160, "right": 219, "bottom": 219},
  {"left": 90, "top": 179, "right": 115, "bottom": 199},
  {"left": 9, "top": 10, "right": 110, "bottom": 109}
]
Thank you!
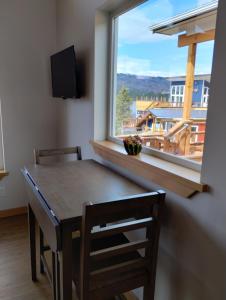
[{"left": 117, "top": 73, "right": 170, "bottom": 100}]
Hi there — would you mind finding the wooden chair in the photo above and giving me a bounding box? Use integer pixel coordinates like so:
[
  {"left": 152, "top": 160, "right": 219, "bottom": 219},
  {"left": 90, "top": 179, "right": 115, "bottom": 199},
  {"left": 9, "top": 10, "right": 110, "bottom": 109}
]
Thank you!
[
  {"left": 34, "top": 146, "right": 82, "bottom": 164},
  {"left": 72, "top": 190, "right": 165, "bottom": 300},
  {"left": 33, "top": 146, "right": 82, "bottom": 299}
]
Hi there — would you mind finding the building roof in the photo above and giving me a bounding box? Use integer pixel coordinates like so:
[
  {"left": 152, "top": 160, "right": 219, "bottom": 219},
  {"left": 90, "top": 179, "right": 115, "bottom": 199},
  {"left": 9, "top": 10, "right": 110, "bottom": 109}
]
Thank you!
[
  {"left": 167, "top": 74, "right": 211, "bottom": 82},
  {"left": 149, "top": 108, "right": 207, "bottom": 120},
  {"left": 149, "top": 1, "right": 218, "bottom": 36}
]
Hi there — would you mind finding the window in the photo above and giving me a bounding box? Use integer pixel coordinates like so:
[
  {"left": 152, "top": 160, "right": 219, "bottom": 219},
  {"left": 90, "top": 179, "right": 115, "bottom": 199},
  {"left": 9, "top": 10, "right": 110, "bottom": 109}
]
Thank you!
[
  {"left": 109, "top": 0, "right": 218, "bottom": 168},
  {"left": 171, "top": 85, "right": 185, "bottom": 104},
  {"left": 191, "top": 125, "right": 199, "bottom": 143},
  {"left": 203, "top": 86, "right": 209, "bottom": 106}
]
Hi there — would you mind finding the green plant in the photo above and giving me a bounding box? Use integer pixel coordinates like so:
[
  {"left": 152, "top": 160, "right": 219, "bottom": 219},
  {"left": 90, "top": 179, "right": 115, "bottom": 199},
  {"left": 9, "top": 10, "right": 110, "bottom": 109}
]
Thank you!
[
  {"left": 115, "top": 87, "right": 133, "bottom": 135},
  {"left": 123, "top": 135, "right": 142, "bottom": 156}
]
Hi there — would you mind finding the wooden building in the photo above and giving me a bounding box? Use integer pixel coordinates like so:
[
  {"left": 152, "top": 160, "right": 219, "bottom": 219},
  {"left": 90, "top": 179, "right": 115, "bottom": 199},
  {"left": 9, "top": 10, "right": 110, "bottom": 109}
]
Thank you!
[{"left": 148, "top": 2, "right": 217, "bottom": 158}]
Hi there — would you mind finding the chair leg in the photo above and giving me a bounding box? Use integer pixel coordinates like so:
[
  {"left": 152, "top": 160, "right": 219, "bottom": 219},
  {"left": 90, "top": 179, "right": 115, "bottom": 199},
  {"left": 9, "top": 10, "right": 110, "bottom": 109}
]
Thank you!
[
  {"left": 39, "top": 227, "right": 45, "bottom": 274},
  {"left": 143, "top": 284, "right": 154, "bottom": 300},
  {"left": 52, "top": 252, "right": 62, "bottom": 300},
  {"left": 52, "top": 252, "right": 57, "bottom": 300},
  {"left": 55, "top": 252, "right": 61, "bottom": 300}
]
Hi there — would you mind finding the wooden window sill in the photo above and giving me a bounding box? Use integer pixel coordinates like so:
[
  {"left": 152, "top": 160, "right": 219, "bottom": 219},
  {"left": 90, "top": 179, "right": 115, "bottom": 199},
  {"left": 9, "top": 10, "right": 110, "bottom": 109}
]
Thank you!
[
  {"left": 0, "top": 170, "right": 9, "bottom": 180},
  {"left": 91, "top": 140, "right": 208, "bottom": 198}
]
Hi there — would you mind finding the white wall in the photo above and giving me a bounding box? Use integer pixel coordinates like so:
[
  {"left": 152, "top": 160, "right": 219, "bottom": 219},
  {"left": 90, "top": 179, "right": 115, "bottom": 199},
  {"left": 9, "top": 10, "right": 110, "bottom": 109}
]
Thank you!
[
  {"left": 56, "top": 0, "right": 98, "bottom": 157},
  {"left": 0, "top": 0, "right": 57, "bottom": 210},
  {"left": 56, "top": 0, "right": 226, "bottom": 299}
]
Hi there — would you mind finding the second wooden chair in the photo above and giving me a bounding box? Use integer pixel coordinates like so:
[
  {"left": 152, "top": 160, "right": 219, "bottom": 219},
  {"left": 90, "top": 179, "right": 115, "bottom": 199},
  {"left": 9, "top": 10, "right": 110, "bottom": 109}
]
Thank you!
[
  {"left": 72, "top": 190, "right": 165, "bottom": 300},
  {"left": 34, "top": 146, "right": 82, "bottom": 164}
]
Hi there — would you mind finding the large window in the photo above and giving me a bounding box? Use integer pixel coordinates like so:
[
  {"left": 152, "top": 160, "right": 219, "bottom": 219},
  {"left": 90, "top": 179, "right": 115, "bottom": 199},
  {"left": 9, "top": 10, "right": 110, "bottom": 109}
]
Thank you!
[{"left": 110, "top": 0, "right": 218, "bottom": 167}]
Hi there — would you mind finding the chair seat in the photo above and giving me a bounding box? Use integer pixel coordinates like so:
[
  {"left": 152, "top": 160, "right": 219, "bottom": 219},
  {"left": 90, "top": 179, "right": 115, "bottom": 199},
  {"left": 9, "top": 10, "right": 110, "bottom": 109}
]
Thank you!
[{"left": 72, "top": 233, "right": 146, "bottom": 298}]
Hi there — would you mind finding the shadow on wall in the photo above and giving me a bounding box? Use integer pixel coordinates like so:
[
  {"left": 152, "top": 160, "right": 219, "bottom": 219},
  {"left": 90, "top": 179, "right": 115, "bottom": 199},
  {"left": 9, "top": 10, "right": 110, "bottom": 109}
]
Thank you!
[{"left": 156, "top": 201, "right": 226, "bottom": 300}]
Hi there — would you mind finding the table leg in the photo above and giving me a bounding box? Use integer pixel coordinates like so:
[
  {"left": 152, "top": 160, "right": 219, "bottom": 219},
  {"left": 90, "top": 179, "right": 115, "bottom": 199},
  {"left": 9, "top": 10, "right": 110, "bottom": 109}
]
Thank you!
[
  {"left": 59, "top": 224, "right": 72, "bottom": 300},
  {"left": 40, "top": 227, "right": 45, "bottom": 274},
  {"left": 28, "top": 205, "right": 37, "bottom": 282}
]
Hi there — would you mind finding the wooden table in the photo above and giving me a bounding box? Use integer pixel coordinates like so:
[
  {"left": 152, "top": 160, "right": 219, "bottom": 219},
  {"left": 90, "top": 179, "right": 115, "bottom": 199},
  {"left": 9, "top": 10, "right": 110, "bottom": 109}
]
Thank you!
[{"left": 22, "top": 159, "right": 149, "bottom": 300}]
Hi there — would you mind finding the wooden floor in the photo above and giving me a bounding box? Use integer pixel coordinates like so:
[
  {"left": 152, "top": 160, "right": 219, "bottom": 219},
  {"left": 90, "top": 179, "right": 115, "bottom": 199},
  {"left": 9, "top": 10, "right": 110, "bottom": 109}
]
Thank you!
[
  {"left": 0, "top": 215, "right": 137, "bottom": 300},
  {"left": 0, "top": 215, "right": 53, "bottom": 300}
]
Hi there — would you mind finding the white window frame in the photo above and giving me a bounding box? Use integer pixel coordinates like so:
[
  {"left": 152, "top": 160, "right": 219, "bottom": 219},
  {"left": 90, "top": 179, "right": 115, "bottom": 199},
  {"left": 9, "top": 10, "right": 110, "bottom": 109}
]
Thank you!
[
  {"left": 191, "top": 125, "right": 199, "bottom": 143},
  {"left": 202, "top": 86, "right": 209, "bottom": 107},
  {"left": 170, "top": 85, "right": 185, "bottom": 104},
  {"left": 108, "top": 1, "right": 203, "bottom": 172}
]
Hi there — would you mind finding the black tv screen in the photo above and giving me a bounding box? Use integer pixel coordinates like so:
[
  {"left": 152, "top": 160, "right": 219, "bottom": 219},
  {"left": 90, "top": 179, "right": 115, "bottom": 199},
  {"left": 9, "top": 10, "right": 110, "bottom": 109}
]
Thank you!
[{"left": 51, "top": 46, "right": 79, "bottom": 99}]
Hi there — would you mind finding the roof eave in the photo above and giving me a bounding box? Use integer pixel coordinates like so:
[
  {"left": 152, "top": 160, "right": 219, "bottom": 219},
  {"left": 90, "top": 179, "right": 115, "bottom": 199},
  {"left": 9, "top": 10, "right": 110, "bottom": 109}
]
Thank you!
[{"left": 149, "top": 2, "right": 218, "bottom": 35}]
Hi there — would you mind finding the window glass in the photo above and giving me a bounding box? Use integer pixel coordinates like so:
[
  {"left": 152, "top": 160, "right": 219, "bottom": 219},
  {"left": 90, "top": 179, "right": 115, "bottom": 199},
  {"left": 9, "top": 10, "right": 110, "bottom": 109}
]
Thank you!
[
  {"left": 180, "top": 86, "right": 184, "bottom": 94},
  {"left": 112, "top": 0, "right": 218, "bottom": 165}
]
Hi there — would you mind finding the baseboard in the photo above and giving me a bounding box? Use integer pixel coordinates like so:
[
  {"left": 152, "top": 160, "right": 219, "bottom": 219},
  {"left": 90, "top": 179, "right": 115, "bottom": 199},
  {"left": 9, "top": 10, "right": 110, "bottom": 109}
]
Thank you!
[{"left": 0, "top": 206, "right": 27, "bottom": 219}]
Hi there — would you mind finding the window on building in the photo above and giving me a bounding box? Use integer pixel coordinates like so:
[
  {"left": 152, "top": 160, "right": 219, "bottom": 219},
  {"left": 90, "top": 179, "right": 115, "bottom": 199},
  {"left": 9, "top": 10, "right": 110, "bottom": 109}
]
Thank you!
[
  {"left": 191, "top": 125, "right": 199, "bottom": 143},
  {"left": 171, "top": 85, "right": 185, "bottom": 104},
  {"left": 203, "top": 86, "right": 209, "bottom": 106},
  {"left": 110, "top": 0, "right": 218, "bottom": 167}
]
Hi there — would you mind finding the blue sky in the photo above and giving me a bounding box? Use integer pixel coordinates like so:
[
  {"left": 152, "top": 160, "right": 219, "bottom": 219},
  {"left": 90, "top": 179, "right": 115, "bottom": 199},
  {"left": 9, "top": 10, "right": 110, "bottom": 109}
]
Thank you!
[{"left": 117, "top": 0, "right": 216, "bottom": 77}]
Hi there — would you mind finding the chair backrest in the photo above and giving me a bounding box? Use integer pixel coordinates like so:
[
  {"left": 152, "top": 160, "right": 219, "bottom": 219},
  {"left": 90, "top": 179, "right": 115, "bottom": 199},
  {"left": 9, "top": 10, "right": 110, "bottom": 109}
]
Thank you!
[
  {"left": 34, "top": 146, "right": 82, "bottom": 164},
  {"left": 80, "top": 190, "right": 165, "bottom": 300}
]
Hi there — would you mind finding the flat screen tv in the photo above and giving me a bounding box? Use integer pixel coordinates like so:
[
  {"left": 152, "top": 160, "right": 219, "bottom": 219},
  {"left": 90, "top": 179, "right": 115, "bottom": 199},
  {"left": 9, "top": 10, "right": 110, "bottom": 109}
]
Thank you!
[{"left": 51, "top": 46, "right": 79, "bottom": 99}]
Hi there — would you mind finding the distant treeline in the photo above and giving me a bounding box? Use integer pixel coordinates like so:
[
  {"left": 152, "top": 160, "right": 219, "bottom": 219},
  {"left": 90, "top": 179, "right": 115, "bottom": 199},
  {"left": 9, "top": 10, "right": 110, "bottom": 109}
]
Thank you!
[{"left": 117, "top": 73, "right": 170, "bottom": 100}]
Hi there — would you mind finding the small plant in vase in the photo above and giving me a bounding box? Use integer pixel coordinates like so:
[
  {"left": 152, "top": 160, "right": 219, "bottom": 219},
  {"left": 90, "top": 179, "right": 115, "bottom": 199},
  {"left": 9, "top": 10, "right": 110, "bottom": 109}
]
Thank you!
[{"left": 123, "top": 135, "right": 142, "bottom": 156}]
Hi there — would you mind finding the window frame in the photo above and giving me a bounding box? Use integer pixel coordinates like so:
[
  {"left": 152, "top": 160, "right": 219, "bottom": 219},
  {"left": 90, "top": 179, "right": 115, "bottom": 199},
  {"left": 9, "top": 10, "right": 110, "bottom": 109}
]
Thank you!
[
  {"left": 107, "top": 2, "right": 212, "bottom": 173},
  {"left": 202, "top": 86, "right": 209, "bottom": 106},
  {"left": 191, "top": 125, "right": 199, "bottom": 143},
  {"left": 170, "top": 85, "right": 185, "bottom": 104}
]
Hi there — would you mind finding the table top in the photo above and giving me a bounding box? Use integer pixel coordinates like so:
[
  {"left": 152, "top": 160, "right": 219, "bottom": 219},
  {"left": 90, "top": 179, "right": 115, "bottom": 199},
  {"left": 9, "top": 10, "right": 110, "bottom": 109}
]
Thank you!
[{"left": 24, "top": 159, "right": 148, "bottom": 223}]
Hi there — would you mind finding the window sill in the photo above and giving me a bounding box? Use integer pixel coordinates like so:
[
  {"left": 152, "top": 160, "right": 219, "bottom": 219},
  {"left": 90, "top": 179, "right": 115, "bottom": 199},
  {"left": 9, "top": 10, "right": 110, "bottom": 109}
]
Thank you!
[
  {"left": 91, "top": 140, "right": 208, "bottom": 198},
  {"left": 0, "top": 170, "right": 9, "bottom": 180}
]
